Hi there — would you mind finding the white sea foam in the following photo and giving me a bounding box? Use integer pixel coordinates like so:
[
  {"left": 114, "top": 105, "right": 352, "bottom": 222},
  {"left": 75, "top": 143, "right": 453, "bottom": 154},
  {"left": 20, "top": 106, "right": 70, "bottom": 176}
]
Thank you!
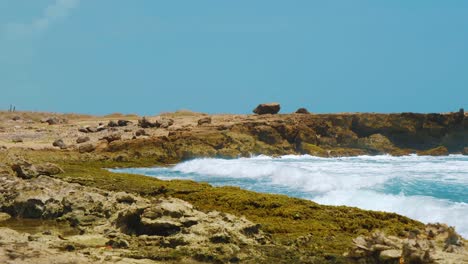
[{"left": 115, "top": 155, "right": 468, "bottom": 237}]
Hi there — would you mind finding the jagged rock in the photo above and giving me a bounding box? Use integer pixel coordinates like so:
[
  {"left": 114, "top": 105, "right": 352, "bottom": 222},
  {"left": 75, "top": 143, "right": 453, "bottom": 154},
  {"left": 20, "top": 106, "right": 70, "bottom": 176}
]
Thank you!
[
  {"left": 12, "top": 116, "right": 21, "bottom": 121},
  {"left": 76, "top": 136, "right": 90, "bottom": 144},
  {"left": 198, "top": 117, "right": 212, "bottom": 126},
  {"left": 253, "top": 103, "right": 281, "bottom": 115},
  {"left": 295, "top": 108, "right": 310, "bottom": 114},
  {"left": 356, "top": 133, "right": 395, "bottom": 153},
  {"left": 52, "top": 139, "right": 67, "bottom": 149},
  {"left": 100, "top": 133, "right": 121, "bottom": 143},
  {"left": 78, "top": 143, "right": 95, "bottom": 153}
]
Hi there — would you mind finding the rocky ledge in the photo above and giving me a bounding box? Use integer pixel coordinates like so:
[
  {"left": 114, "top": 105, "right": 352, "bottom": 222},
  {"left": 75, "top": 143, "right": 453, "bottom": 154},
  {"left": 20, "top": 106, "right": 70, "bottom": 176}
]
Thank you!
[{"left": 0, "top": 160, "right": 269, "bottom": 263}]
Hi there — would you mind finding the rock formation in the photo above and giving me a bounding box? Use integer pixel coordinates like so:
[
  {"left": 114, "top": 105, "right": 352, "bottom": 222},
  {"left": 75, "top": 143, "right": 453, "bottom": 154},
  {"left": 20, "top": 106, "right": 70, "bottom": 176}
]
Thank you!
[{"left": 253, "top": 103, "right": 281, "bottom": 115}]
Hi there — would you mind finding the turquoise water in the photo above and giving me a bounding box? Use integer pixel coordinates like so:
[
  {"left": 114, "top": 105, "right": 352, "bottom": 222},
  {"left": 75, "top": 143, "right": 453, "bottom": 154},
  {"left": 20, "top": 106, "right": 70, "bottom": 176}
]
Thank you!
[{"left": 112, "top": 155, "right": 468, "bottom": 237}]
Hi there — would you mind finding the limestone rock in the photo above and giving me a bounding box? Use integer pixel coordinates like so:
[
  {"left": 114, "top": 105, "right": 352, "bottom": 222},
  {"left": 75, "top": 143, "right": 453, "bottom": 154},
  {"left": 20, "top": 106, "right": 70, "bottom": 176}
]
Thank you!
[{"left": 253, "top": 103, "right": 281, "bottom": 115}]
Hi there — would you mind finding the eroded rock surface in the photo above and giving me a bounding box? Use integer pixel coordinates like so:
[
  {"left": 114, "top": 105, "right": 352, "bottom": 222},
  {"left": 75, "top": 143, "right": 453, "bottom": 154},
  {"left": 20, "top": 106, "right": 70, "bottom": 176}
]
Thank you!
[
  {"left": 0, "top": 161, "right": 270, "bottom": 263},
  {"left": 346, "top": 225, "right": 468, "bottom": 264}
]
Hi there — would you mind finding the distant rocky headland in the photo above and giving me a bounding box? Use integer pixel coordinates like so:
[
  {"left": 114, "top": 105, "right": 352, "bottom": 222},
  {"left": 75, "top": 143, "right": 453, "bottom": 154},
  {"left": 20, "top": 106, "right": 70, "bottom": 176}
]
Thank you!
[{"left": 0, "top": 106, "right": 466, "bottom": 263}]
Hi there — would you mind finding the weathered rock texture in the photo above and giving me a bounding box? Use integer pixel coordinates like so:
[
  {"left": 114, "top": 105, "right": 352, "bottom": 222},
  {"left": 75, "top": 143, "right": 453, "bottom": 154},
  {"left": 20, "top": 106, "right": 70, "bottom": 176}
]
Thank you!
[{"left": 0, "top": 161, "right": 270, "bottom": 263}]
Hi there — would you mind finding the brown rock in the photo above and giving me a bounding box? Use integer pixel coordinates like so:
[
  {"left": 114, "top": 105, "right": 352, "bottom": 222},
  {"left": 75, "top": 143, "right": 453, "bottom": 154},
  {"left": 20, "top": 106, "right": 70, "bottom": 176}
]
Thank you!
[
  {"left": 78, "top": 143, "right": 95, "bottom": 153},
  {"left": 76, "top": 136, "right": 90, "bottom": 144},
  {"left": 295, "top": 108, "right": 310, "bottom": 114},
  {"left": 135, "top": 129, "right": 147, "bottom": 137},
  {"left": 52, "top": 139, "right": 67, "bottom": 149},
  {"left": 253, "top": 103, "right": 281, "bottom": 115},
  {"left": 36, "top": 163, "right": 64, "bottom": 176},
  {"left": 197, "top": 117, "right": 212, "bottom": 126},
  {"left": 101, "top": 134, "right": 121, "bottom": 143}
]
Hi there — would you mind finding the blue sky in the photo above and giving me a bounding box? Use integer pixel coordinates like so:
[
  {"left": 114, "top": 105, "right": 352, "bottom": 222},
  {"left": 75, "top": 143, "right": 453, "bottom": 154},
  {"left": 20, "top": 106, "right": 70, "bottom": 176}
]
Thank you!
[{"left": 1, "top": 1, "right": 467, "bottom": 115}]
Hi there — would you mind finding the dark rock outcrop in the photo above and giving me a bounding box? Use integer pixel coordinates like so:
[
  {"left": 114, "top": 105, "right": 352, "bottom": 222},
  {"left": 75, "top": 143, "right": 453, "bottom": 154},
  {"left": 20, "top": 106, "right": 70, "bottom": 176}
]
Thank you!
[
  {"left": 253, "top": 103, "right": 281, "bottom": 115},
  {"left": 295, "top": 108, "right": 310, "bottom": 114}
]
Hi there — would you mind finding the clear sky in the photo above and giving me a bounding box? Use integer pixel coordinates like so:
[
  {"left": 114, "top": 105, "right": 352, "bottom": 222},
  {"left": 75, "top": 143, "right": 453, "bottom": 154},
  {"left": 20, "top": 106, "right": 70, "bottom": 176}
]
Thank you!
[{"left": 1, "top": 0, "right": 467, "bottom": 115}]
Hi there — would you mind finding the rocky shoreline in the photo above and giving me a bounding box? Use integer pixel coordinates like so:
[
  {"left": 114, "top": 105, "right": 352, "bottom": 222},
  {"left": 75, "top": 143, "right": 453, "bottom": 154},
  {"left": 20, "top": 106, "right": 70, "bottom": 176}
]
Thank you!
[{"left": 0, "top": 110, "right": 467, "bottom": 263}]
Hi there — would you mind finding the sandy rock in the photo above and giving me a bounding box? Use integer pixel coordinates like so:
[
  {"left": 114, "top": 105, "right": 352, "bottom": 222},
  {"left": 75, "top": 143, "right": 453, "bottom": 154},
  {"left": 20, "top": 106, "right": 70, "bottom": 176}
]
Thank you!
[{"left": 253, "top": 103, "right": 280, "bottom": 115}]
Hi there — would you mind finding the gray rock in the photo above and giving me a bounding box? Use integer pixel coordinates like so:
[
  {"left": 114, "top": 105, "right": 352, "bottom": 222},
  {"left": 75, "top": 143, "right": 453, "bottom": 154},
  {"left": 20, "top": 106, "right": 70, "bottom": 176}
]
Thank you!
[{"left": 52, "top": 139, "right": 67, "bottom": 149}]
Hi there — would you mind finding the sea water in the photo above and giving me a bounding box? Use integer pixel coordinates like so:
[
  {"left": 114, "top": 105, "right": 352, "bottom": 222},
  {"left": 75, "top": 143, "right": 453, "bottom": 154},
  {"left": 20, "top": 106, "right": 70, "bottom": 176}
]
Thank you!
[{"left": 112, "top": 155, "right": 468, "bottom": 237}]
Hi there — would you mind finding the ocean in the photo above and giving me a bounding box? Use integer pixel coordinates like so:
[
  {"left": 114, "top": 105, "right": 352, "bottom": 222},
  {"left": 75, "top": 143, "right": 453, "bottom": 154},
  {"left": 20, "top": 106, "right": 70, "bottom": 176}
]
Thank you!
[{"left": 112, "top": 154, "right": 468, "bottom": 238}]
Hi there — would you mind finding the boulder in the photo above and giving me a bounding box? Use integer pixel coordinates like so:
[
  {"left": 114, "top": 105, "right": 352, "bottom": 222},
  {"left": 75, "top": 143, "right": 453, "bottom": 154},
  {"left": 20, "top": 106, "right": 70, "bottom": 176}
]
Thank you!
[
  {"left": 78, "top": 143, "right": 95, "bottom": 153},
  {"left": 197, "top": 117, "right": 212, "bottom": 126},
  {"left": 12, "top": 116, "right": 21, "bottom": 121},
  {"left": 36, "top": 163, "right": 64, "bottom": 176},
  {"left": 157, "top": 118, "right": 174, "bottom": 129},
  {"left": 462, "top": 147, "right": 468, "bottom": 155},
  {"left": 253, "top": 103, "right": 280, "bottom": 115},
  {"left": 86, "top": 127, "right": 98, "bottom": 133},
  {"left": 10, "top": 160, "right": 39, "bottom": 179},
  {"left": 76, "top": 136, "right": 90, "bottom": 144},
  {"left": 117, "top": 120, "right": 132, "bottom": 127},
  {"left": 78, "top": 127, "right": 89, "bottom": 133},
  {"left": 295, "top": 108, "right": 310, "bottom": 114},
  {"left": 52, "top": 139, "right": 67, "bottom": 149},
  {"left": 101, "top": 133, "right": 121, "bottom": 143},
  {"left": 107, "top": 120, "right": 119, "bottom": 127},
  {"left": 43, "top": 117, "right": 67, "bottom": 125}
]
